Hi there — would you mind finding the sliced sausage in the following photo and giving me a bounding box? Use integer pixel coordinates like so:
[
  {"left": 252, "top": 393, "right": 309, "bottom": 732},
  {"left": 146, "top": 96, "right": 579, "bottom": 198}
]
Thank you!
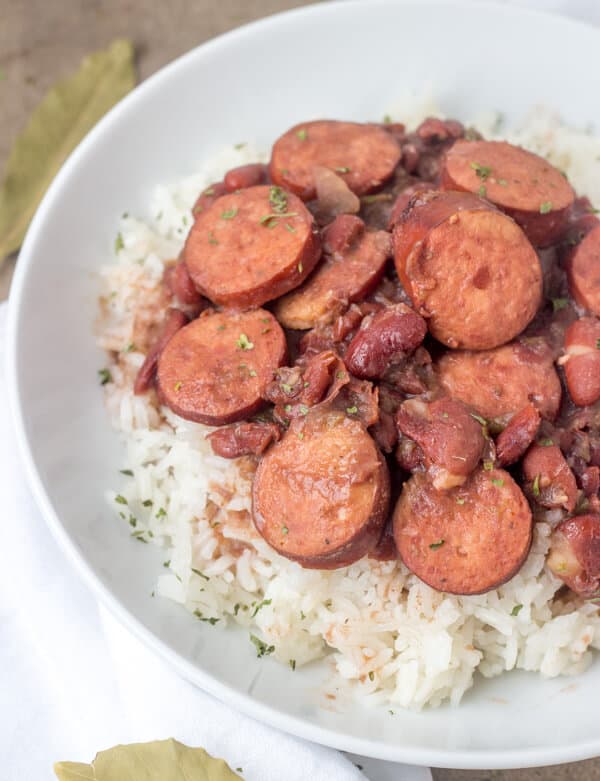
[
  {"left": 207, "top": 421, "right": 281, "bottom": 459},
  {"left": 522, "top": 443, "right": 578, "bottom": 512},
  {"left": 156, "top": 309, "right": 287, "bottom": 425},
  {"left": 192, "top": 181, "right": 228, "bottom": 218},
  {"left": 393, "top": 467, "right": 532, "bottom": 595},
  {"left": 252, "top": 409, "right": 390, "bottom": 569},
  {"left": 388, "top": 182, "right": 435, "bottom": 230},
  {"left": 184, "top": 185, "right": 321, "bottom": 309},
  {"left": 395, "top": 397, "right": 485, "bottom": 490},
  {"left": 561, "top": 317, "right": 600, "bottom": 407},
  {"left": 270, "top": 120, "right": 401, "bottom": 200},
  {"left": 274, "top": 229, "right": 391, "bottom": 330},
  {"left": 547, "top": 514, "right": 600, "bottom": 597},
  {"left": 565, "top": 223, "right": 600, "bottom": 316},
  {"left": 164, "top": 261, "right": 205, "bottom": 307},
  {"left": 344, "top": 304, "right": 427, "bottom": 379},
  {"left": 133, "top": 308, "right": 189, "bottom": 395},
  {"left": 224, "top": 163, "right": 268, "bottom": 191},
  {"left": 393, "top": 190, "right": 542, "bottom": 349},
  {"left": 437, "top": 338, "right": 561, "bottom": 422},
  {"left": 440, "top": 140, "right": 575, "bottom": 246},
  {"left": 495, "top": 404, "right": 541, "bottom": 467}
]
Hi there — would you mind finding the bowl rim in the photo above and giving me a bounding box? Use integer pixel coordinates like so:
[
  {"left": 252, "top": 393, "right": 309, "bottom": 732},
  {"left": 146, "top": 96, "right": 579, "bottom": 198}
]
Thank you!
[{"left": 6, "top": 0, "right": 600, "bottom": 768}]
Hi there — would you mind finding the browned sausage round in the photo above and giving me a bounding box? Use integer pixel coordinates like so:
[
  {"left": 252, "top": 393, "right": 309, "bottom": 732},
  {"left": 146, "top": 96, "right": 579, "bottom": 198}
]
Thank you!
[
  {"left": 546, "top": 514, "right": 600, "bottom": 597},
  {"left": 156, "top": 309, "right": 287, "bottom": 425},
  {"left": 252, "top": 409, "right": 390, "bottom": 569},
  {"left": 393, "top": 190, "right": 542, "bottom": 349},
  {"left": 134, "top": 308, "right": 189, "bottom": 395},
  {"left": 344, "top": 304, "right": 427, "bottom": 379},
  {"left": 270, "top": 120, "right": 401, "bottom": 200},
  {"left": 274, "top": 230, "right": 391, "bottom": 330},
  {"left": 184, "top": 185, "right": 321, "bottom": 308},
  {"left": 495, "top": 404, "right": 541, "bottom": 467},
  {"left": 437, "top": 339, "right": 561, "bottom": 422},
  {"left": 440, "top": 140, "right": 575, "bottom": 246},
  {"left": 565, "top": 223, "right": 600, "bottom": 316},
  {"left": 522, "top": 443, "right": 578, "bottom": 512},
  {"left": 393, "top": 467, "right": 533, "bottom": 595},
  {"left": 395, "top": 397, "right": 485, "bottom": 490},
  {"left": 224, "top": 163, "right": 269, "bottom": 191},
  {"left": 561, "top": 317, "right": 600, "bottom": 407}
]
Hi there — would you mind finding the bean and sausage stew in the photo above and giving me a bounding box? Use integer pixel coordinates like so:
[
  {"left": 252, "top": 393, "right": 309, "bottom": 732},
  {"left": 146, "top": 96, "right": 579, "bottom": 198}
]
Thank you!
[{"left": 134, "top": 117, "right": 600, "bottom": 598}]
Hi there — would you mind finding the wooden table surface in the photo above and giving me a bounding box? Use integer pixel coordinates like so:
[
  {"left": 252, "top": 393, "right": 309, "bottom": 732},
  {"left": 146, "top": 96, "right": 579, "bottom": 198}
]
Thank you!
[{"left": 1, "top": 2, "right": 599, "bottom": 778}]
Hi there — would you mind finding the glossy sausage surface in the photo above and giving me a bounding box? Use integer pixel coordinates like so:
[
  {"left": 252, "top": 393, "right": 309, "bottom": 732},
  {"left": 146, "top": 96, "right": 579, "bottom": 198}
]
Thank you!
[
  {"left": 184, "top": 185, "right": 321, "bottom": 308},
  {"left": 441, "top": 140, "right": 575, "bottom": 246},
  {"left": 270, "top": 120, "right": 401, "bottom": 200},
  {"left": 253, "top": 409, "right": 390, "bottom": 569},
  {"left": 393, "top": 190, "right": 542, "bottom": 349},
  {"left": 157, "top": 309, "right": 287, "bottom": 425},
  {"left": 393, "top": 467, "right": 533, "bottom": 595}
]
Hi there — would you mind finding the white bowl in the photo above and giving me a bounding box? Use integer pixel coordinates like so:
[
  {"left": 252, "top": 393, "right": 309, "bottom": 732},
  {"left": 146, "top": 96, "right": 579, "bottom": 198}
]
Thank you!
[{"left": 7, "top": 0, "right": 600, "bottom": 769}]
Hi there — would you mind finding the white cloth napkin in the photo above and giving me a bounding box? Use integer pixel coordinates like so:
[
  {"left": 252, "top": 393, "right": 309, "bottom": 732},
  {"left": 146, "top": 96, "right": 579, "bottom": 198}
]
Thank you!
[{"left": 0, "top": 297, "right": 431, "bottom": 781}]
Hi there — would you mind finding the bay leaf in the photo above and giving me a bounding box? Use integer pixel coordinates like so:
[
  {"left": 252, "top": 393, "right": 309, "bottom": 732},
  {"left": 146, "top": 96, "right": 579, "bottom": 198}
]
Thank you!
[
  {"left": 0, "top": 38, "right": 136, "bottom": 262},
  {"left": 54, "top": 738, "right": 243, "bottom": 780}
]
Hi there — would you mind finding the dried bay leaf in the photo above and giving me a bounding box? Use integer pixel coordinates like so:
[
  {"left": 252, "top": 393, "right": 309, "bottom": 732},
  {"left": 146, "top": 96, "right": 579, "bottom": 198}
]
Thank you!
[
  {"left": 54, "top": 738, "right": 243, "bottom": 780},
  {"left": 0, "top": 38, "right": 135, "bottom": 262}
]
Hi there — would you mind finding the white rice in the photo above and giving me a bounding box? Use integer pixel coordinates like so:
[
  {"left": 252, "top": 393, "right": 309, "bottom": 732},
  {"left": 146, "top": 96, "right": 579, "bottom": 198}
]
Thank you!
[{"left": 98, "top": 101, "right": 600, "bottom": 709}]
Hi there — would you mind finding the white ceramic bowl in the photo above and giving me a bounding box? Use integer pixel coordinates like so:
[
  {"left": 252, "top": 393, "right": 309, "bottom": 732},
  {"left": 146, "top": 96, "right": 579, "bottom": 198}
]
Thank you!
[{"left": 7, "top": 0, "right": 600, "bottom": 769}]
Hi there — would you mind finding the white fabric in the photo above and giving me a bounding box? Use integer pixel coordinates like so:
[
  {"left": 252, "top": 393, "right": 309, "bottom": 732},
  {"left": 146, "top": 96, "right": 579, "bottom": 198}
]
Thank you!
[{"left": 0, "top": 294, "right": 430, "bottom": 781}]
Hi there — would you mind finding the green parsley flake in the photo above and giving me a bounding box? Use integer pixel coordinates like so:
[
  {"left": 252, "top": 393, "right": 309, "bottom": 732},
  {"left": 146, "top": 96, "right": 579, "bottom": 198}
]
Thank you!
[
  {"left": 383, "top": 114, "right": 392, "bottom": 124},
  {"left": 163, "top": 560, "right": 171, "bottom": 568},
  {"left": 115, "top": 494, "right": 127, "bottom": 505},
  {"left": 596, "top": 338, "right": 600, "bottom": 350},
  {"left": 289, "top": 659, "right": 296, "bottom": 670},
  {"left": 335, "top": 166, "right": 351, "bottom": 174},
  {"left": 281, "top": 524, "right": 289, "bottom": 535},
  {"left": 346, "top": 405, "right": 358, "bottom": 414},
  {"left": 191, "top": 568, "right": 210, "bottom": 581},
  {"left": 250, "top": 633, "right": 275, "bottom": 658},
  {"left": 98, "top": 368, "right": 112, "bottom": 385},
  {"left": 236, "top": 333, "right": 254, "bottom": 350},
  {"left": 368, "top": 671, "right": 375, "bottom": 681},
  {"left": 123, "top": 342, "right": 136, "bottom": 353},
  {"left": 470, "top": 413, "right": 488, "bottom": 426},
  {"left": 114, "top": 232, "right": 124, "bottom": 252},
  {"left": 511, "top": 604, "right": 524, "bottom": 616},
  {"left": 251, "top": 598, "right": 272, "bottom": 617},
  {"left": 234, "top": 142, "right": 246, "bottom": 150},
  {"left": 540, "top": 201, "right": 553, "bottom": 214},
  {"left": 221, "top": 208, "right": 238, "bottom": 220},
  {"left": 483, "top": 460, "right": 494, "bottom": 471},
  {"left": 120, "top": 469, "right": 133, "bottom": 476},
  {"left": 269, "top": 185, "right": 288, "bottom": 213},
  {"left": 194, "top": 610, "right": 219, "bottom": 625},
  {"left": 249, "top": 369, "right": 257, "bottom": 377},
  {"left": 470, "top": 161, "right": 492, "bottom": 180},
  {"left": 532, "top": 474, "right": 541, "bottom": 498},
  {"left": 478, "top": 184, "right": 487, "bottom": 198},
  {"left": 491, "top": 478, "right": 504, "bottom": 487},
  {"left": 552, "top": 297, "right": 568, "bottom": 312},
  {"left": 285, "top": 223, "right": 296, "bottom": 233},
  {"left": 208, "top": 231, "right": 218, "bottom": 245},
  {"left": 174, "top": 381, "right": 182, "bottom": 391},
  {"left": 456, "top": 497, "right": 466, "bottom": 505},
  {"left": 296, "top": 128, "right": 308, "bottom": 141},
  {"left": 142, "top": 499, "right": 153, "bottom": 507},
  {"left": 156, "top": 507, "right": 167, "bottom": 519},
  {"left": 540, "top": 438, "right": 554, "bottom": 447},
  {"left": 429, "top": 539, "right": 445, "bottom": 550}
]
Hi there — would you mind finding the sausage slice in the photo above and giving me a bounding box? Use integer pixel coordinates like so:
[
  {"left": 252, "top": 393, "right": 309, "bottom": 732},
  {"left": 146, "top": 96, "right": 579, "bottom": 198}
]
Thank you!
[
  {"left": 565, "top": 223, "right": 600, "bottom": 316},
  {"left": 393, "top": 190, "right": 542, "bottom": 349},
  {"left": 547, "top": 514, "right": 600, "bottom": 597},
  {"left": 393, "top": 468, "right": 533, "bottom": 595},
  {"left": 441, "top": 140, "right": 575, "bottom": 246},
  {"left": 157, "top": 309, "right": 286, "bottom": 425},
  {"left": 561, "top": 317, "right": 600, "bottom": 407},
  {"left": 270, "top": 120, "right": 401, "bottom": 200},
  {"left": 184, "top": 185, "right": 321, "bottom": 308},
  {"left": 274, "top": 229, "right": 391, "bottom": 330},
  {"left": 437, "top": 338, "right": 561, "bottom": 422},
  {"left": 252, "top": 409, "right": 390, "bottom": 569}
]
